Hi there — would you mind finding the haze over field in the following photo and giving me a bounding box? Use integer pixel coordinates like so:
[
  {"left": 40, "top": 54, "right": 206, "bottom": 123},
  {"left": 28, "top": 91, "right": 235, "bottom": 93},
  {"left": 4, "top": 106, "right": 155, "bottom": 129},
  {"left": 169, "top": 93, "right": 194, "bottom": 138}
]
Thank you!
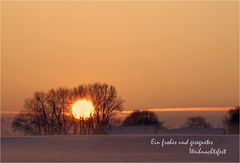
[
  {"left": 0, "top": 107, "right": 231, "bottom": 136},
  {"left": 1, "top": 1, "right": 239, "bottom": 113}
]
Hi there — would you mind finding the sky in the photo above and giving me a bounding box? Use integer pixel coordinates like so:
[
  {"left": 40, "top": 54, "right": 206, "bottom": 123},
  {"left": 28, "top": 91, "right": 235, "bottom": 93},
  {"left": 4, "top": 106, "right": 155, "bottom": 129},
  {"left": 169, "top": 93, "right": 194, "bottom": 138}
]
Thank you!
[{"left": 1, "top": 1, "right": 239, "bottom": 112}]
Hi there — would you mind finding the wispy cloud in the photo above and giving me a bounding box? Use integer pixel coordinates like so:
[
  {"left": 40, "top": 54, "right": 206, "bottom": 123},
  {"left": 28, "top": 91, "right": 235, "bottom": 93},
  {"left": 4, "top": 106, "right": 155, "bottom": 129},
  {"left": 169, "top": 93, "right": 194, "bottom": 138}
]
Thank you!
[{"left": 121, "top": 107, "right": 232, "bottom": 114}]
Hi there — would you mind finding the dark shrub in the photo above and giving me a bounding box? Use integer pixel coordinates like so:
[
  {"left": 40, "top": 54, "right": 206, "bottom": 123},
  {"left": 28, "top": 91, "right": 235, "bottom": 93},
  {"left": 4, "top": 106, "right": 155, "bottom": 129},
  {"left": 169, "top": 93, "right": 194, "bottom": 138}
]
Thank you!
[
  {"left": 123, "top": 110, "right": 163, "bottom": 127},
  {"left": 182, "top": 116, "right": 211, "bottom": 129},
  {"left": 223, "top": 106, "right": 239, "bottom": 134}
]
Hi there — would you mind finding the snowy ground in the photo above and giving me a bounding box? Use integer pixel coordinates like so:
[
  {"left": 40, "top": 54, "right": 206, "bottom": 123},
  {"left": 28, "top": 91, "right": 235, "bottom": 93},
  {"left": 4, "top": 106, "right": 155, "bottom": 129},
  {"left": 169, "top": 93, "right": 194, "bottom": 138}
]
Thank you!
[{"left": 1, "top": 135, "right": 239, "bottom": 162}]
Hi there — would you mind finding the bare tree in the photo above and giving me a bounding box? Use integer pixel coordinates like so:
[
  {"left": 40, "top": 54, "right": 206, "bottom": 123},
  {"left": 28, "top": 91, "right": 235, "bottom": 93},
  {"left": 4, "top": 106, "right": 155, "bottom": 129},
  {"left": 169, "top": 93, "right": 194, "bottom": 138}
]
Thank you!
[
  {"left": 12, "top": 89, "right": 72, "bottom": 135},
  {"left": 46, "top": 88, "right": 70, "bottom": 135},
  {"left": 72, "top": 83, "right": 124, "bottom": 133},
  {"left": 182, "top": 116, "right": 211, "bottom": 129},
  {"left": 23, "top": 92, "right": 49, "bottom": 135},
  {"left": 12, "top": 111, "right": 40, "bottom": 135}
]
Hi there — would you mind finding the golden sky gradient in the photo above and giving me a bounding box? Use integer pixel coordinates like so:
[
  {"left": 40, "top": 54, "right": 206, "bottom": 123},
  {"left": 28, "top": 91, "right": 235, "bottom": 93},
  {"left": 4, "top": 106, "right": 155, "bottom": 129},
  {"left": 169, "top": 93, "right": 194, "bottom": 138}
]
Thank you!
[{"left": 1, "top": 1, "right": 239, "bottom": 112}]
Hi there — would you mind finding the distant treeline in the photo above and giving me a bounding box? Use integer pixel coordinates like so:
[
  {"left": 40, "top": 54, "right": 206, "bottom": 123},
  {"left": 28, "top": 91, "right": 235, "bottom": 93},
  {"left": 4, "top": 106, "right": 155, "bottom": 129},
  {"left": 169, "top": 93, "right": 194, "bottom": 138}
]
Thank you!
[{"left": 121, "top": 107, "right": 239, "bottom": 134}]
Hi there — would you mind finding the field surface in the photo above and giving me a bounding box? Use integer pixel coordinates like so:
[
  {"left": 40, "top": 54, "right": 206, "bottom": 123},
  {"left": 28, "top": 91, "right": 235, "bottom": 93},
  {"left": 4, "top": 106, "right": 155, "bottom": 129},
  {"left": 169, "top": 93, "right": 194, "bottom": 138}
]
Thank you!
[{"left": 1, "top": 135, "right": 239, "bottom": 162}]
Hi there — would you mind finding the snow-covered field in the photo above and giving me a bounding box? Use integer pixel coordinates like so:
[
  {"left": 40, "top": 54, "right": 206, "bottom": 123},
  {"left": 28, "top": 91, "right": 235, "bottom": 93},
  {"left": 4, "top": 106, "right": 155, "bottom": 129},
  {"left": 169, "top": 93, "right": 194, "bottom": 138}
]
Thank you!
[{"left": 1, "top": 135, "right": 239, "bottom": 162}]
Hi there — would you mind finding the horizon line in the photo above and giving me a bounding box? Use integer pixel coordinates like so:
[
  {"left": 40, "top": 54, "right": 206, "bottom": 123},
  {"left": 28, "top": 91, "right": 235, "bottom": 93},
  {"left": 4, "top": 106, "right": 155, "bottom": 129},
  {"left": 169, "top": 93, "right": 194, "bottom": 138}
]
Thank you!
[{"left": 1, "top": 106, "right": 234, "bottom": 115}]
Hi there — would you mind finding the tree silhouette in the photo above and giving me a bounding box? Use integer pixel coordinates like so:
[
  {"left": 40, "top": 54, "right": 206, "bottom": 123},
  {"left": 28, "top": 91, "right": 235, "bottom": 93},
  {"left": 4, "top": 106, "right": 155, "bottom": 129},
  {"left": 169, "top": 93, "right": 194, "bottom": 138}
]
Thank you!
[
  {"left": 182, "top": 116, "right": 211, "bottom": 129},
  {"left": 12, "top": 89, "right": 72, "bottom": 135},
  {"left": 123, "top": 110, "right": 164, "bottom": 127},
  {"left": 12, "top": 83, "right": 124, "bottom": 135},
  {"left": 72, "top": 83, "right": 124, "bottom": 133},
  {"left": 12, "top": 111, "right": 40, "bottom": 135},
  {"left": 223, "top": 106, "right": 239, "bottom": 134}
]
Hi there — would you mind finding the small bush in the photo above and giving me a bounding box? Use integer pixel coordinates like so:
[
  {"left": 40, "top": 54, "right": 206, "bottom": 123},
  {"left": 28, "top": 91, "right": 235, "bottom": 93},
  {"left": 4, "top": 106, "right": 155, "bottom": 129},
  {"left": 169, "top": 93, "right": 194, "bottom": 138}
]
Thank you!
[
  {"left": 182, "top": 116, "right": 211, "bottom": 129},
  {"left": 123, "top": 110, "right": 164, "bottom": 128}
]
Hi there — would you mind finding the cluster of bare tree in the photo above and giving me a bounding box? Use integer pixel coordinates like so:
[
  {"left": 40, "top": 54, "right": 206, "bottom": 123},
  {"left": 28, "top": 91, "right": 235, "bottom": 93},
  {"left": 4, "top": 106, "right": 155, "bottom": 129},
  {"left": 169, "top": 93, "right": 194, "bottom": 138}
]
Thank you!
[{"left": 12, "top": 83, "right": 124, "bottom": 135}]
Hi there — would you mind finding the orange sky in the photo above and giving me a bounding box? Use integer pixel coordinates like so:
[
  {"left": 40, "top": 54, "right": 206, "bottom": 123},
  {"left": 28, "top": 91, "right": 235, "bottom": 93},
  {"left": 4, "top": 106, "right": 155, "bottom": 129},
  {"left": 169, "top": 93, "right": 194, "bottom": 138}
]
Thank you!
[{"left": 1, "top": 1, "right": 239, "bottom": 112}]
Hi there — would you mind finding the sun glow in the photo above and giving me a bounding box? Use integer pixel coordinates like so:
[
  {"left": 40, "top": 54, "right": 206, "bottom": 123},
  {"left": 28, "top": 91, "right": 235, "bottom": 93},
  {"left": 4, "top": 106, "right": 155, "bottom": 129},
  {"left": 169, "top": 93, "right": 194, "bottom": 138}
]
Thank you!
[{"left": 71, "top": 100, "right": 95, "bottom": 119}]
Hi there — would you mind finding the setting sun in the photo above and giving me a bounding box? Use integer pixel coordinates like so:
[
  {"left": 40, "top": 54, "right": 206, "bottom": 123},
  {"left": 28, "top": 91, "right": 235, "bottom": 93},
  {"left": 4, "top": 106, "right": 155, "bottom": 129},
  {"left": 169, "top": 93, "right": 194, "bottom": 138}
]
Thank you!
[{"left": 71, "top": 100, "right": 95, "bottom": 119}]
